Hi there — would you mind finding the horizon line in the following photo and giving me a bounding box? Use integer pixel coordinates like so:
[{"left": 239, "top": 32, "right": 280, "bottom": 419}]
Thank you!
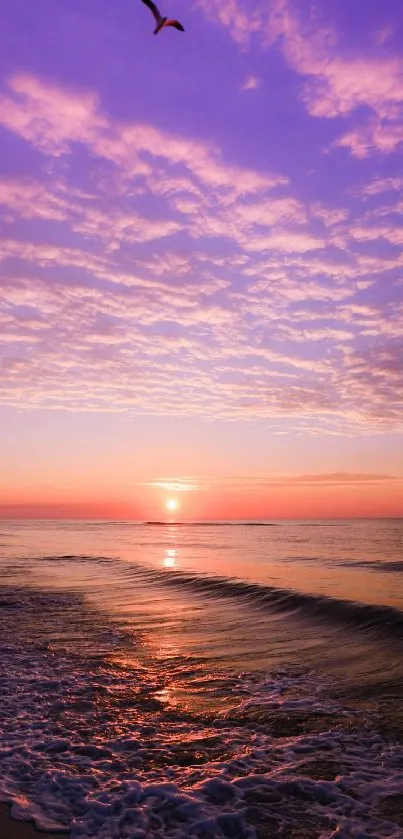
[{"left": 1, "top": 516, "right": 402, "bottom": 523}]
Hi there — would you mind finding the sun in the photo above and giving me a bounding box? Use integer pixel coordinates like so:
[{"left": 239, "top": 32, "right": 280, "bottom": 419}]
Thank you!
[{"left": 165, "top": 498, "right": 179, "bottom": 513}]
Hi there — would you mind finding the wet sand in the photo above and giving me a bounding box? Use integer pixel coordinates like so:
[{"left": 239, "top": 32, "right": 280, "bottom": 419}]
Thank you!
[{"left": 0, "top": 805, "right": 68, "bottom": 839}]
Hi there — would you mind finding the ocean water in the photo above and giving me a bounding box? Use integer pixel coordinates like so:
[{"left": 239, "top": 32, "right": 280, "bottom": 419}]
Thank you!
[{"left": 0, "top": 519, "right": 403, "bottom": 838}]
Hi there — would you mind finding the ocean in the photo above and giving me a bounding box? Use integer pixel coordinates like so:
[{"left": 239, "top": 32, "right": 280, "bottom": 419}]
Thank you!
[{"left": 1, "top": 519, "right": 403, "bottom": 838}]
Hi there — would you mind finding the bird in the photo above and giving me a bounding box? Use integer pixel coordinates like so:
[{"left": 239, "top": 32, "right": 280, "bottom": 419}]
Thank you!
[{"left": 141, "top": 0, "right": 185, "bottom": 34}]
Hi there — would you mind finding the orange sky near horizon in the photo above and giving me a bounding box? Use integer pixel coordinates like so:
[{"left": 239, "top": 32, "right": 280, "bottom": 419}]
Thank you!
[{"left": 1, "top": 474, "right": 402, "bottom": 519}]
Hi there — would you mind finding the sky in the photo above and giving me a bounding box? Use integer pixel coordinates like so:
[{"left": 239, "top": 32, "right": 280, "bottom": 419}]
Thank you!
[{"left": 0, "top": 0, "right": 403, "bottom": 519}]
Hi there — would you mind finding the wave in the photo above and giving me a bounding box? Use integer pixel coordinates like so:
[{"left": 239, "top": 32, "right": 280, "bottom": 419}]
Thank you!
[
  {"left": 136, "top": 566, "right": 403, "bottom": 642},
  {"left": 143, "top": 521, "right": 279, "bottom": 526},
  {"left": 32, "top": 554, "right": 403, "bottom": 642},
  {"left": 337, "top": 559, "right": 403, "bottom": 573}
]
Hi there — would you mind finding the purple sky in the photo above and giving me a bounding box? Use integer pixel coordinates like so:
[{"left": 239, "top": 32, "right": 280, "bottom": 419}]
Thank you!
[{"left": 0, "top": 0, "right": 403, "bottom": 516}]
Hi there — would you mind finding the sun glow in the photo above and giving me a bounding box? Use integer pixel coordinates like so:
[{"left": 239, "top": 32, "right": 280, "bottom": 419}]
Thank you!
[{"left": 165, "top": 498, "right": 179, "bottom": 513}]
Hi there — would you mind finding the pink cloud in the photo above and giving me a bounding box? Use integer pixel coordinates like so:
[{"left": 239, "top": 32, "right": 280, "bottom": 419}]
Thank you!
[
  {"left": 358, "top": 177, "right": 403, "bottom": 197},
  {"left": 0, "top": 74, "right": 105, "bottom": 155},
  {"left": 194, "top": 0, "right": 263, "bottom": 47},
  {"left": 195, "top": 0, "right": 403, "bottom": 157},
  {"left": 0, "top": 74, "right": 284, "bottom": 198},
  {"left": 0, "top": 177, "right": 73, "bottom": 221},
  {"left": 241, "top": 74, "right": 260, "bottom": 91},
  {"left": 310, "top": 204, "right": 349, "bottom": 226},
  {"left": 349, "top": 224, "right": 403, "bottom": 245},
  {"left": 243, "top": 229, "right": 325, "bottom": 253},
  {"left": 336, "top": 119, "right": 403, "bottom": 158},
  {"left": 264, "top": 0, "right": 403, "bottom": 156},
  {"left": 0, "top": 74, "right": 312, "bottom": 254}
]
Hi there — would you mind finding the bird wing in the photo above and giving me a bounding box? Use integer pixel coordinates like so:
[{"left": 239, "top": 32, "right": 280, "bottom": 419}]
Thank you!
[
  {"left": 141, "top": 0, "right": 162, "bottom": 24},
  {"left": 165, "top": 18, "right": 185, "bottom": 30}
]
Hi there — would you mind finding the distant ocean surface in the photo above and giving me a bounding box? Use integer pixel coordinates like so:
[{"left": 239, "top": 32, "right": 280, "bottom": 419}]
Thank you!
[{"left": 1, "top": 519, "right": 403, "bottom": 838}]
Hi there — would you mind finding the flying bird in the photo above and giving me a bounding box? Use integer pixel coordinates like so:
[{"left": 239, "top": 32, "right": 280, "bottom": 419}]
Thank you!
[{"left": 141, "top": 0, "right": 185, "bottom": 34}]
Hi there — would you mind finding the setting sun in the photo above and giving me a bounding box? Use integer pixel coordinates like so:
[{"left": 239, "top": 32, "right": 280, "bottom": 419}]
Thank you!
[{"left": 165, "top": 498, "right": 179, "bottom": 513}]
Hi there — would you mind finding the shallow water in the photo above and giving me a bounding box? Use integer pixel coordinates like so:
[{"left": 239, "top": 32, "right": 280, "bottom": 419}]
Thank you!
[{"left": 1, "top": 519, "right": 403, "bottom": 837}]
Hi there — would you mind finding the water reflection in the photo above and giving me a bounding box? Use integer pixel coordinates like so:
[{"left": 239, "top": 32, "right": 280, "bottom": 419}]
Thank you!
[{"left": 163, "top": 548, "right": 178, "bottom": 569}]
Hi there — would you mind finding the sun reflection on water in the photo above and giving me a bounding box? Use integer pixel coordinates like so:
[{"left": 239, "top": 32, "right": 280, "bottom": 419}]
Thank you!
[{"left": 163, "top": 548, "right": 178, "bottom": 568}]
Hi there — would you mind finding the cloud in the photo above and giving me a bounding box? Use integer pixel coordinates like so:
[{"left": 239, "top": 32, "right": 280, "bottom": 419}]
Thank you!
[
  {"left": 142, "top": 479, "right": 201, "bottom": 492},
  {"left": 0, "top": 74, "right": 283, "bottom": 198},
  {"left": 267, "top": 0, "right": 403, "bottom": 156},
  {"left": 333, "top": 337, "right": 403, "bottom": 427},
  {"left": 0, "top": 177, "right": 183, "bottom": 249},
  {"left": 336, "top": 119, "right": 403, "bottom": 158},
  {"left": 0, "top": 177, "right": 72, "bottom": 221},
  {"left": 292, "top": 472, "right": 401, "bottom": 485},
  {"left": 142, "top": 472, "right": 403, "bottom": 493},
  {"left": 310, "top": 204, "right": 349, "bottom": 226},
  {"left": 349, "top": 224, "right": 403, "bottom": 246},
  {"left": 243, "top": 229, "right": 324, "bottom": 253},
  {"left": 0, "top": 74, "right": 330, "bottom": 260},
  {"left": 193, "top": 0, "right": 403, "bottom": 157},
  {"left": 355, "top": 177, "right": 403, "bottom": 197},
  {"left": 266, "top": 0, "right": 403, "bottom": 156},
  {"left": 241, "top": 74, "right": 260, "bottom": 91},
  {"left": 0, "top": 74, "right": 106, "bottom": 155},
  {"left": 194, "top": 0, "right": 264, "bottom": 47},
  {"left": 0, "top": 72, "right": 402, "bottom": 433}
]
